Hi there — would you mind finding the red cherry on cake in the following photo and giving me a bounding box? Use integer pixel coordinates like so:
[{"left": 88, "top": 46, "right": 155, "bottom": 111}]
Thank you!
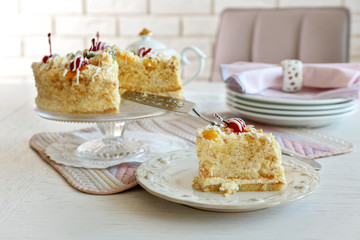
[
  {"left": 89, "top": 32, "right": 109, "bottom": 52},
  {"left": 214, "top": 113, "right": 246, "bottom": 133},
  {"left": 42, "top": 55, "right": 50, "bottom": 63},
  {"left": 224, "top": 118, "right": 247, "bottom": 133},
  {"left": 137, "top": 47, "right": 152, "bottom": 57},
  {"left": 69, "top": 55, "right": 88, "bottom": 71},
  {"left": 89, "top": 38, "right": 109, "bottom": 52},
  {"left": 96, "top": 41, "right": 109, "bottom": 51},
  {"left": 89, "top": 38, "right": 97, "bottom": 52},
  {"left": 42, "top": 33, "right": 53, "bottom": 63}
]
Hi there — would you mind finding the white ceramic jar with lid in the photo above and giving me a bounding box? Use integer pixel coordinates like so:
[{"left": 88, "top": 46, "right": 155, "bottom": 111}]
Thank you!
[{"left": 127, "top": 28, "right": 206, "bottom": 85}]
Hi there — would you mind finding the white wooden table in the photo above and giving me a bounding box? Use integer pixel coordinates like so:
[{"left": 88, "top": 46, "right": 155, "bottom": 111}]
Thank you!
[{"left": 0, "top": 82, "right": 359, "bottom": 240}]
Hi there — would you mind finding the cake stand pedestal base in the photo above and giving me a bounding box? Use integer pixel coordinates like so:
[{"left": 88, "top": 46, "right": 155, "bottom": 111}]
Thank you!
[
  {"left": 76, "top": 122, "right": 147, "bottom": 160},
  {"left": 34, "top": 102, "right": 167, "bottom": 165}
]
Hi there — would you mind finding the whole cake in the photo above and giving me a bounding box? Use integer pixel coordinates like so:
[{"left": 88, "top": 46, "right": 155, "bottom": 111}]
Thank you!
[
  {"left": 32, "top": 33, "right": 182, "bottom": 114},
  {"left": 193, "top": 116, "right": 286, "bottom": 195}
]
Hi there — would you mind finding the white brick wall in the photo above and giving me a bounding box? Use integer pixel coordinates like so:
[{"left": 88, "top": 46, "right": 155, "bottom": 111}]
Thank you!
[
  {"left": 24, "top": 37, "right": 86, "bottom": 57},
  {"left": 0, "top": 1, "right": 18, "bottom": 13},
  {"left": 56, "top": 16, "right": 117, "bottom": 36},
  {"left": 1, "top": 0, "right": 360, "bottom": 83},
  {"left": 150, "top": 0, "right": 211, "bottom": 14},
  {"left": 346, "top": 0, "right": 360, "bottom": 12},
  {"left": 119, "top": 17, "right": 180, "bottom": 36},
  {"left": 0, "top": 38, "right": 22, "bottom": 57},
  {"left": 0, "top": 58, "right": 35, "bottom": 77},
  {"left": 353, "top": 15, "right": 360, "bottom": 35},
  {"left": 0, "top": 15, "right": 52, "bottom": 36},
  {"left": 20, "top": 0, "right": 83, "bottom": 14},
  {"left": 183, "top": 17, "right": 219, "bottom": 36},
  {"left": 87, "top": 0, "right": 147, "bottom": 14},
  {"left": 351, "top": 37, "right": 360, "bottom": 56}
]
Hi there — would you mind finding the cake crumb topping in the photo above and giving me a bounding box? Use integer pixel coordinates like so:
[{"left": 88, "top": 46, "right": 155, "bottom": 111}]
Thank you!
[{"left": 197, "top": 118, "right": 272, "bottom": 143}]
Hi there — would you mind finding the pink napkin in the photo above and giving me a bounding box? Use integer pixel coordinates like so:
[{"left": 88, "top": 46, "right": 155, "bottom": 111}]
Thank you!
[{"left": 221, "top": 62, "right": 360, "bottom": 99}]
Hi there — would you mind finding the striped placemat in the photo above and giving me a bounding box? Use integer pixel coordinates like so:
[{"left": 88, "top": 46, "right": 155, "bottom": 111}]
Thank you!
[{"left": 30, "top": 114, "right": 353, "bottom": 195}]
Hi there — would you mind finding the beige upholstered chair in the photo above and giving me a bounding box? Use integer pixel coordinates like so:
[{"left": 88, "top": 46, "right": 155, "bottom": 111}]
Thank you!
[{"left": 211, "top": 7, "right": 351, "bottom": 82}]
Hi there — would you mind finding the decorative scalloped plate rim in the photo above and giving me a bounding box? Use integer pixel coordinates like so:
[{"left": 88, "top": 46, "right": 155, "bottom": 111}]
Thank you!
[{"left": 136, "top": 149, "right": 321, "bottom": 212}]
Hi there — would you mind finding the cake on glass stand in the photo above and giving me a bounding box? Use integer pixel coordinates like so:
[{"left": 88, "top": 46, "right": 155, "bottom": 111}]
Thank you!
[{"left": 34, "top": 99, "right": 167, "bottom": 164}]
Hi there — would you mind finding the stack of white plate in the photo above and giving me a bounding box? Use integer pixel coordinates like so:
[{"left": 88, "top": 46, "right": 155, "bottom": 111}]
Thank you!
[{"left": 226, "top": 87, "right": 358, "bottom": 127}]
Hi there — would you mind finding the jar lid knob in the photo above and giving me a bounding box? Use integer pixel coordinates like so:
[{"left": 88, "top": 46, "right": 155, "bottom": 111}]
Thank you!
[{"left": 139, "top": 28, "right": 153, "bottom": 36}]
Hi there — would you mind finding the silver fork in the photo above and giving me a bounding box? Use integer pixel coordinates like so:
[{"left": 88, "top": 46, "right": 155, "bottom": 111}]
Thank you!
[{"left": 191, "top": 108, "right": 221, "bottom": 127}]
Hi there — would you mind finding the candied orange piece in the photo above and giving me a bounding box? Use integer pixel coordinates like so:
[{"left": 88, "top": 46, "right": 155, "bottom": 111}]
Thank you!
[
  {"left": 65, "top": 71, "right": 76, "bottom": 79},
  {"left": 79, "top": 66, "right": 88, "bottom": 71},
  {"left": 65, "top": 66, "right": 88, "bottom": 79},
  {"left": 202, "top": 129, "right": 219, "bottom": 140},
  {"left": 118, "top": 52, "right": 135, "bottom": 64},
  {"left": 127, "top": 55, "right": 135, "bottom": 63},
  {"left": 200, "top": 164, "right": 210, "bottom": 178},
  {"left": 143, "top": 58, "right": 156, "bottom": 70},
  {"left": 117, "top": 52, "right": 126, "bottom": 60}
]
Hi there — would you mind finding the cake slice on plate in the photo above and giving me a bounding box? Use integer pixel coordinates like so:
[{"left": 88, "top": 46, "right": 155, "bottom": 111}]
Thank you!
[{"left": 193, "top": 115, "right": 286, "bottom": 195}]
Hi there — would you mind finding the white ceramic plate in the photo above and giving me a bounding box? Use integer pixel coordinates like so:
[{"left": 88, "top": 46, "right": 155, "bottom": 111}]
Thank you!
[
  {"left": 227, "top": 87, "right": 348, "bottom": 105},
  {"left": 227, "top": 95, "right": 358, "bottom": 116},
  {"left": 227, "top": 101, "right": 358, "bottom": 127},
  {"left": 136, "top": 149, "right": 320, "bottom": 212},
  {"left": 227, "top": 91, "right": 356, "bottom": 111}
]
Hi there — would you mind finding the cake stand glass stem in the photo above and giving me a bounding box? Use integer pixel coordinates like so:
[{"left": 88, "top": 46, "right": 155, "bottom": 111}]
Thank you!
[
  {"left": 76, "top": 121, "right": 147, "bottom": 160},
  {"left": 97, "top": 121, "right": 127, "bottom": 140}
]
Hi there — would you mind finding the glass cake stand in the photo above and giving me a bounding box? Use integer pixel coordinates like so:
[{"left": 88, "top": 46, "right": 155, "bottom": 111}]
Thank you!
[{"left": 34, "top": 100, "right": 167, "bottom": 163}]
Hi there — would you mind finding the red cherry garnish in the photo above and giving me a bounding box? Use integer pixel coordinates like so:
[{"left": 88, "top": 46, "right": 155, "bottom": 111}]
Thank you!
[
  {"left": 225, "top": 118, "right": 247, "bottom": 133},
  {"left": 42, "top": 33, "right": 53, "bottom": 63},
  {"left": 42, "top": 55, "right": 50, "bottom": 63},
  {"left": 69, "top": 55, "right": 88, "bottom": 71},
  {"left": 137, "top": 47, "right": 152, "bottom": 57},
  {"left": 214, "top": 113, "right": 246, "bottom": 133},
  {"left": 89, "top": 38, "right": 97, "bottom": 52},
  {"left": 89, "top": 32, "right": 109, "bottom": 52}
]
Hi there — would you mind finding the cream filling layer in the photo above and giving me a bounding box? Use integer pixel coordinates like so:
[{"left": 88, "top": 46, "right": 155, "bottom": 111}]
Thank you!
[{"left": 198, "top": 174, "right": 286, "bottom": 187}]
